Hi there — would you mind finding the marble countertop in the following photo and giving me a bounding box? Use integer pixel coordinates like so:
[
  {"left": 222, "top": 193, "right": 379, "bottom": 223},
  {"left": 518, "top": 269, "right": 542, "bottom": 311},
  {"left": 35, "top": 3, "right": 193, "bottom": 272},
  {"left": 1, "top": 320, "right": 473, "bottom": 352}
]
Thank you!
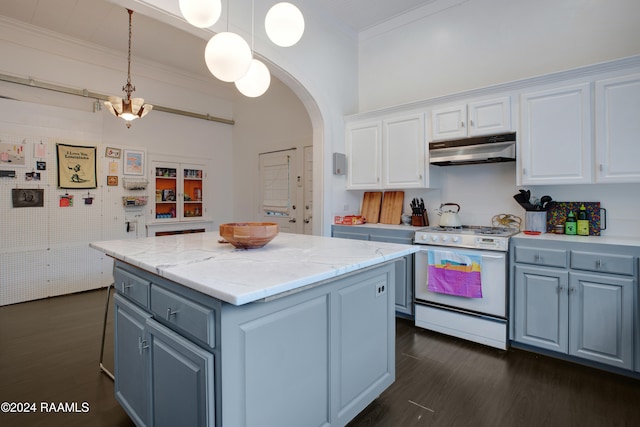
[
  {"left": 90, "top": 232, "right": 419, "bottom": 306},
  {"left": 513, "top": 232, "right": 640, "bottom": 247}
]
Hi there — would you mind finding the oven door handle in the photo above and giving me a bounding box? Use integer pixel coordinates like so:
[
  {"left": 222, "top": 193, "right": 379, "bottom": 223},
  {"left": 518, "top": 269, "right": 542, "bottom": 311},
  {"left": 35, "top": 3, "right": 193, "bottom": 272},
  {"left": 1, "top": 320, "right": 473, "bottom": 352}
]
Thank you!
[{"left": 481, "top": 254, "right": 505, "bottom": 260}]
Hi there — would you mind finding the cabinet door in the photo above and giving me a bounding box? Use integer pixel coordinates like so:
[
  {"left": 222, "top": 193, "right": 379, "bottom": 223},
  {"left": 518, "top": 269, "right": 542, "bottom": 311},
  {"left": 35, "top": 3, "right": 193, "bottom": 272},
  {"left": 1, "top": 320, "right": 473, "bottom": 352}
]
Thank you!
[
  {"left": 468, "top": 97, "right": 512, "bottom": 136},
  {"left": 382, "top": 113, "right": 426, "bottom": 188},
  {"left": 147, "top": 318, "right": 215, "bottom": 427},
  {"left": 595, "top": 74, "right": 640, "bottom": 183},
  {"left": 431, "top": 104, "right": 467, "bottom": 141},
  {"left": 569, "top": 273, "right": 634, "bottom": 370},
  {"left": 513, "top": 265, "right": 569, "bottom": 353},
  {"left": 393, "top": 254, "right": 413, "bottom": 316},
  {"left": 346, "top": 121, "right": 382, "bottom": 189},
  {"left": 152, "top": 162, "right": 179, "bottom": 222},
  {"left": 151, "top": 162, "right": 206, "bottom": 222},
  {"left": 520, "top": 83, "right": 592, "bottom": 184},
  {"left": 181, "top": 164, "right": 205, "bottom": 221},
  {"left": 114, "top": 294, "right": 151, "bottom": 427}
]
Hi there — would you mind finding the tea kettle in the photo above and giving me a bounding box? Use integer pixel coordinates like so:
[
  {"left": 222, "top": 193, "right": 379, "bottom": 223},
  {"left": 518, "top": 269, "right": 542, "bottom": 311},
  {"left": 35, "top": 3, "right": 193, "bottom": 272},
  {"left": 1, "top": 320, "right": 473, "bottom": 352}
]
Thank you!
[{"left": 438, "top": 203, "right": 462, "bottom": 227}]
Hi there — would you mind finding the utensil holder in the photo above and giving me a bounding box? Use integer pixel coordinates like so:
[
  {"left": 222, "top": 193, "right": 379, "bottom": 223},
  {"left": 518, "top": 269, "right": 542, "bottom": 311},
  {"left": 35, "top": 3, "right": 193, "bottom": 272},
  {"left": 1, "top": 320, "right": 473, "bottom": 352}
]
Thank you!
[{"left": 525, "top": 211, "right": 547, "bottom": 232}]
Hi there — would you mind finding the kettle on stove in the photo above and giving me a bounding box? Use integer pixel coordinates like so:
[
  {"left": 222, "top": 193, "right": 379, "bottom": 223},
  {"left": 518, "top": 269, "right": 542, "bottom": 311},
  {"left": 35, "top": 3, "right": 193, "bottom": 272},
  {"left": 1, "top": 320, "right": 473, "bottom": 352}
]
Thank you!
[{"left": 438, "top": 203, "right": 462, "bottom": 227}]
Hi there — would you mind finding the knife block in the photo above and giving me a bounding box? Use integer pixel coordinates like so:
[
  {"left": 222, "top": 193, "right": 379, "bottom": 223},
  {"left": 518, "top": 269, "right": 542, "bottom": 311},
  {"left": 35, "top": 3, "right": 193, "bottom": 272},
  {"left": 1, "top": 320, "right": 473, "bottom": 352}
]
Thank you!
[{"left": 412, "top": 212, "right": 429, "bottom": 227}]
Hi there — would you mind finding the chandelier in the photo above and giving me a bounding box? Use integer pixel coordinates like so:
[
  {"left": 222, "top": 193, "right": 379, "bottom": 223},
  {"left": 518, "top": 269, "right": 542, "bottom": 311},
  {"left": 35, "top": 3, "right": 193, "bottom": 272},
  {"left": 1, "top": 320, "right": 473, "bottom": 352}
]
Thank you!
[
  {"left": 179, "top": 0, "right": 304, "bottom": 98},
  {"left": 104, "top": 9, "right": 153, "bottom": 128}
]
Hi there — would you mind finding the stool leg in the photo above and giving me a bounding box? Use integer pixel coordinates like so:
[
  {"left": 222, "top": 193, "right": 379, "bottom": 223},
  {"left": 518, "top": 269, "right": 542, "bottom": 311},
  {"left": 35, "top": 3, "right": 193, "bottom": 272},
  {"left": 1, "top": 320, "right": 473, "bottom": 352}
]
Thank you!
[{"left": 99, "top": 283, "right": 115, "bottom": 380}]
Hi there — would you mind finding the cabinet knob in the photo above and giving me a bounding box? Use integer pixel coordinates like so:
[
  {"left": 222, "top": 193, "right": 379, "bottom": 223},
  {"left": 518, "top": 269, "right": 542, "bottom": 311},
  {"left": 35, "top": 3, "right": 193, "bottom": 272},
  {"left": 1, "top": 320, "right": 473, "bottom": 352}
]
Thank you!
[
  {"left": 595, "top": 259, "right": 602, "bottom": 269},
  {"left": 166, "top": 307, "right": 178, "bottom": 321},
  {"left": 461, "top": 121, "right": 465, "bottom": 128},
  {"left": 469, "top": 120, "right": 474, "bottom": 127}
]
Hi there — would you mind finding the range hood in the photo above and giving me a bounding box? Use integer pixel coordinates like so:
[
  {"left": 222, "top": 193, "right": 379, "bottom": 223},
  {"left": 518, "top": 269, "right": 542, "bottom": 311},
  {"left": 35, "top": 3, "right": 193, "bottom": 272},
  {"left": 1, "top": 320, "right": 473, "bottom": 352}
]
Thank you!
[{"left": 429, "top": 132, "right": 516, "bottom": 166}]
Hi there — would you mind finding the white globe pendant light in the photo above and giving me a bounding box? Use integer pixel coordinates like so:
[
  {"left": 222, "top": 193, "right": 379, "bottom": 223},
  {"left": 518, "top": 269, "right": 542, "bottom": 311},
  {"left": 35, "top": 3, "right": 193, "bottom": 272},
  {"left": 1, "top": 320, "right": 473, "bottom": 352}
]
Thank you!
[
  {"left": 235, "top": 59, "right": 271, "bottom": 97},
  {"left": 204, "top": 32, "right": 253, "bottom": 82},
  {"left": 265, "top": 2, "right": 305, "bottom": 47},
  {"left": 179, "top": 0, "right": 222, "bottom": 28}
]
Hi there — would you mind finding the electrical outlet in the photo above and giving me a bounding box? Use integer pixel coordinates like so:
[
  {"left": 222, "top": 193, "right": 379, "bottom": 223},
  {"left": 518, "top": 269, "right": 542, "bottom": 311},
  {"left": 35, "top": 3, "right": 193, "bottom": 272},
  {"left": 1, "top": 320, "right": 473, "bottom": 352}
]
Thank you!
[{"left": 376, "top": 284, "right": 386, "bottom": 297}]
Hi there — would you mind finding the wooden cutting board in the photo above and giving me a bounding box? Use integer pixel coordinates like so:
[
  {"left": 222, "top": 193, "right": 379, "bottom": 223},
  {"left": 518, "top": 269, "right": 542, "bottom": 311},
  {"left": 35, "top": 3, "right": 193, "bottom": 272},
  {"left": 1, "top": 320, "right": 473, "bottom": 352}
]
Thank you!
[
  {"left": 379, "top": 191, "right": 404, "bottom": 224},
  {"left": 360, "top": 191, "right": 382, "bottom": 223}
]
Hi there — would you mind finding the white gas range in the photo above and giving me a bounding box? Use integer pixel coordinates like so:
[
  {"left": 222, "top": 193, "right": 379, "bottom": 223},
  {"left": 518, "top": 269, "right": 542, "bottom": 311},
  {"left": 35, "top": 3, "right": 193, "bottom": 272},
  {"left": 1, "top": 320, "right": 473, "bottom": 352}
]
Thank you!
[{"left": 413, "top": 226, "right": 519, "bottom": 349}]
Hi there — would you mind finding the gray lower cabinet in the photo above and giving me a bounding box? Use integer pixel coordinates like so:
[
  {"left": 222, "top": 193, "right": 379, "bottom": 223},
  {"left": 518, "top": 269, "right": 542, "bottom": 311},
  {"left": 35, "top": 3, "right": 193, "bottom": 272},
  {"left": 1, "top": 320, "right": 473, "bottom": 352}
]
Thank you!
[
  {"left": 114, "top": 293, "right": 215, "bottom": 427},
  {"left": 114, "top": 293, "right": 151, "bottom": 427},
  {"left": 513, "top": 265, "right": 569, "bottom": 353},
  {"left": 511, "top": 238, "right": 639, "bottom": 372},
  {"left": 113, "top": 258, "right": 396, "bottom": 426},
  {"left": 147, "top": 319, "right": 215, "bottom": 427},
  {"left": 332, "top": 225, "right": 415, "bottom": 316}
]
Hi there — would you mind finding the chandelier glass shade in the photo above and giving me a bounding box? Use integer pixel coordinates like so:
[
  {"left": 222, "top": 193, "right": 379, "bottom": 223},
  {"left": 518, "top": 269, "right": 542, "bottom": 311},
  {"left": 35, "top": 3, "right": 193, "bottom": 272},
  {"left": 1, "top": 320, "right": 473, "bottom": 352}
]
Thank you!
[
  {"left": 178, "top": 0, "right": 222, "bottom": 28},
  {"left": 104, "top": 9, "right": 152, "bottom": 128},
  {"left": 204, "top": 32, "right": 253, "bottom": 82},
  {"left": 234, "top": 59, "right": 271, "bottom": 97},
  {"left": 265, "top": 2, "right": 305, "bottom": 47}
]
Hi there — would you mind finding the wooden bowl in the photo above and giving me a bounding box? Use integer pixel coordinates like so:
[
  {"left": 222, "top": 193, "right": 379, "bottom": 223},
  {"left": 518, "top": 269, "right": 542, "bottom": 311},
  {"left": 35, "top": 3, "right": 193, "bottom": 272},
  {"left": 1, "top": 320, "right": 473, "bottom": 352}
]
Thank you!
[{"left": 219, "top": 222, "right": 279, "bottom": 249}]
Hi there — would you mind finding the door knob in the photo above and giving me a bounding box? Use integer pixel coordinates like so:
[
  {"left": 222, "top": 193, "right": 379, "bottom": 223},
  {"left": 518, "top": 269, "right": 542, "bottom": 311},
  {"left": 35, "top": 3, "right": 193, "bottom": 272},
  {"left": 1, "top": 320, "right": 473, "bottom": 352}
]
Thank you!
[{"left": 289, "top": 218, "right": 297, "bottom": 223}]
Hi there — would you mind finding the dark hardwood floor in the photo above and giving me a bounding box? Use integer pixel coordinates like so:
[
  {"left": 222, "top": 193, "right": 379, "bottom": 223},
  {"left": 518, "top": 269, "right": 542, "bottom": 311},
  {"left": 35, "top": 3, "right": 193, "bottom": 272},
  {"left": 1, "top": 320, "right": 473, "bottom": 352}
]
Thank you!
[{"left": 1, "top": 289, "right": 639, "bottom": 427}]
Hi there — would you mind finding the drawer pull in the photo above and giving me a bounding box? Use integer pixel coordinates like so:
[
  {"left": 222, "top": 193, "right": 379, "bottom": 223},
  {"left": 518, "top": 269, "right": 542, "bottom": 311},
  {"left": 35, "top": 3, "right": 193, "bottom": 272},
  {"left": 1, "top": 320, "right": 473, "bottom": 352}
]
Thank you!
[
  {"left": 166, "top": 307, "right": 178, "bottom": 321},
  {"left": 595, "top": 259, "right": 602, "bottom": 269},
  {"left": 123, "top": 282, "right": 133, "bottom": 291},
  {"left": 534, "top": 253, "right": 541, "bottom": 263},
  {"left": 138, "top": 337, "right": 149, "bottom": 355}
]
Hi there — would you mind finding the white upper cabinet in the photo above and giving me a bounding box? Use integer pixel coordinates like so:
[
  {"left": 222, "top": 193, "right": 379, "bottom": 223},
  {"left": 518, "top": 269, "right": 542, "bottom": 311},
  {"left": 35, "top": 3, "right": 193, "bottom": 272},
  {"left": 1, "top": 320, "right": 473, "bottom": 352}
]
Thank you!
[
  {"left": 431, "top": 96, "right": 512, "bottom": 141},
  {"left": 382, "top": 113, "right": 427, "bottom": 189},
  {"left": 595, "top": 74, "right": 640, "bottom": 183},
  {"left": 346, "top": 120, "right": 382, "bottom": 189},
  {"left": 519, "top": 83, "right": 592, "bottom": 185},
  {"left": 346, "top": 112, "right": 432, "bottom": 190}
]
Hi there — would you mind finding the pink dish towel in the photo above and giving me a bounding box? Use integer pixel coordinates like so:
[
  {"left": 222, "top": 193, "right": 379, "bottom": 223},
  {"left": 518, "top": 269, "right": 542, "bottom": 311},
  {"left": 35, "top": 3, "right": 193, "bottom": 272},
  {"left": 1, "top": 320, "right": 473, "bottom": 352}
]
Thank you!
[{"left": 427, "top": 250, "right": 482, "bottom": 298}]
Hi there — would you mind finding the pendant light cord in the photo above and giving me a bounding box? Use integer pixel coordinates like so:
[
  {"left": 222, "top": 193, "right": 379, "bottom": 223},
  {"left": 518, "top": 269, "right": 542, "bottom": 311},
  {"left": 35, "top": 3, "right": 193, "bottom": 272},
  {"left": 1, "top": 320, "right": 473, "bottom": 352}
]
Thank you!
[{"left": 123, "top": 9, "right": 135, "bottom": 97}]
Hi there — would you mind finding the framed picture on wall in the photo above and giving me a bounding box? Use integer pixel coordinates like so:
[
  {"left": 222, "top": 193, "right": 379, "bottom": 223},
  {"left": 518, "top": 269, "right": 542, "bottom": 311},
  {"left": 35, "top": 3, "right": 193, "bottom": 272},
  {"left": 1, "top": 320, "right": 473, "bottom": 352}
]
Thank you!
[
  {"left": 123, "top": 149, "right": 144, "bottom": 176},
  {"left": 105, "top": 146, "right": 121, "bottom": 159},
  {"left": 56, "top": 143, "right": 97, "bottom": 189}
]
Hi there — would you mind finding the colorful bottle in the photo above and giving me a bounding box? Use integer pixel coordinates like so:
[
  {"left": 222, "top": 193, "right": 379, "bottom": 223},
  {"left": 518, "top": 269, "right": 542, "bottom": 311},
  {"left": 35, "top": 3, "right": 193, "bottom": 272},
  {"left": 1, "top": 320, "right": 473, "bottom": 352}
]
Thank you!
[
  {"left": 565, "top": 211, "right": 577, "bottom": 235},
  {"left": 577, "top": 204, "right": 589, "bottom": 236}
]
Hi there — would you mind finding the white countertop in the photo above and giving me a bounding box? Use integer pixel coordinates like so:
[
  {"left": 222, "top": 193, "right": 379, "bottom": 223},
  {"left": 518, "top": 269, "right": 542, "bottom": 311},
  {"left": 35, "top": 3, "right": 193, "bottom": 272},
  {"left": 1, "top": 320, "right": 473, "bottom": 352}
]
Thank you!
[
  {"left": 90, "top": 232, "right": 419, "bottom": 306},
  {"left": 513, "top": 232, "right": 640, "bottom": 247}
]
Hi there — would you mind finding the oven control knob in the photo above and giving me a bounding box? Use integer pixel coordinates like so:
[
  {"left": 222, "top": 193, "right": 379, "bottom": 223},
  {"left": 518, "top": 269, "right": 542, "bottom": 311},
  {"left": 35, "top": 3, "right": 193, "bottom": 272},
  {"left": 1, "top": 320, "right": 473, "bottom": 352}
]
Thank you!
[
  {"left": 441, "top": 236, "right": 449, "bottom": 242},
  {"left": 451, "top": 236, "right": 460, "bottom": 243},
  {"left": 431, "top": 236, "right": 439, "bottom": 242},
  {"left": 420, "top": 235, "right": 428, "bottom": 241}
]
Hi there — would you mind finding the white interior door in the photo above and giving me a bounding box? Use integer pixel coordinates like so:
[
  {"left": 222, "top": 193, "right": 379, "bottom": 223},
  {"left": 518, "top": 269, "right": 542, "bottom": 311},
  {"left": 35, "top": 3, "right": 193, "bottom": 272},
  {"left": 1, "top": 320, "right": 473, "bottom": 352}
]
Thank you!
[
  {"left": 259, "top": 149, "right": 299, "bottom": 233},
  {"left": 303, "top": 146, "right": 313, "bottom": 235}
]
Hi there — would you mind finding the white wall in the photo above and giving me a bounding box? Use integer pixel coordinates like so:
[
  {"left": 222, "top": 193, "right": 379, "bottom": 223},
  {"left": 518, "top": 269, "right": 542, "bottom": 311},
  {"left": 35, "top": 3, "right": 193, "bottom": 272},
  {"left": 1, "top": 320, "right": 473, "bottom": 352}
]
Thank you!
[
  {"left": 232, "top": 78, "right": 313, "bottom": 223},
  {"left": 0, "top": 17, "right": 295, "bottom": 305},
  {"left": 359, "top": 0, "right": 640, "bottom": 111}
]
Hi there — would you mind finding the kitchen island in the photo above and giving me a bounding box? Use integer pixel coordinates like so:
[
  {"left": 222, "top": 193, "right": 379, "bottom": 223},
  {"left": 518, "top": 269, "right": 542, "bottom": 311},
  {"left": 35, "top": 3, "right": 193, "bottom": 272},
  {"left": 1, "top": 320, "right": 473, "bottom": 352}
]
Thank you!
[{"left": 90, "top": 232, "right": 419, "bottom": 427}]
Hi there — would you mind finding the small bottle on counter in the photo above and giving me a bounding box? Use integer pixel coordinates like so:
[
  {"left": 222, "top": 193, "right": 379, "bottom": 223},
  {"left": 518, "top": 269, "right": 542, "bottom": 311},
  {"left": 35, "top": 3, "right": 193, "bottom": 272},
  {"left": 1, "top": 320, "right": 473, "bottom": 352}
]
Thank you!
[
  {"left": 565, "top": 211, "right": 577, "bottom": 235},
  {"left": 577, "top": 204, "right": 589, "bottom": 236}
]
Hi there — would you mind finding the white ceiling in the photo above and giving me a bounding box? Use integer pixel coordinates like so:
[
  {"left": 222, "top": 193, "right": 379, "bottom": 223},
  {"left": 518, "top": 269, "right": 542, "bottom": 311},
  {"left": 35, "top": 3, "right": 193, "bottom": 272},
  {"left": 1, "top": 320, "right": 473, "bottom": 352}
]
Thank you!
[{"left": 0, "top": 0, "right": 437, "bottom": 95}]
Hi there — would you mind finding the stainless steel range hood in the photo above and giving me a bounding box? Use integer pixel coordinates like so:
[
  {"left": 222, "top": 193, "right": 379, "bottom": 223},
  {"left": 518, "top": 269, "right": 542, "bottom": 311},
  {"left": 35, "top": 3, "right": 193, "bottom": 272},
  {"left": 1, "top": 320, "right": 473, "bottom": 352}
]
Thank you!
[{"left": 429, "top": 133, "right": 516, "bottom": 166}]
